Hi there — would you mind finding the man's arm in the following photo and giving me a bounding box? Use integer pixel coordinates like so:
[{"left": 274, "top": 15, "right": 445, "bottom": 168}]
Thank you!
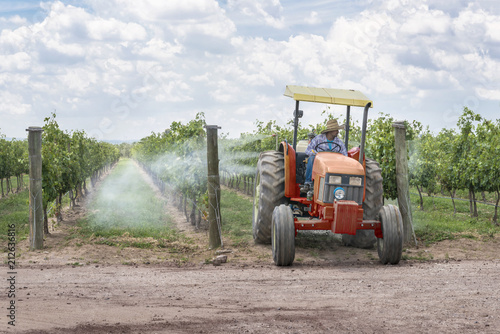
[
  {"left": 335, "top": 137, "right": 348, "bottom": 156},
  {"left": 305, "top": 136, "right": 320, "bottom": 156}
]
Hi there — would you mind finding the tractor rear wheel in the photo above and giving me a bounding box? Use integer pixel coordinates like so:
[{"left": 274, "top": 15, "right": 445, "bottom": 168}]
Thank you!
[
  {"left": 252, "top": 151, "right": 286, "bottom": 244},
  {"left": 377, "top": 204, "right": 403, "bottom": 264},
  {"left": 342, "top": 159, "right": 383, "bottom": 248},
  {"left": 272, "top": 204, "right": 295, "bottom": 266}
]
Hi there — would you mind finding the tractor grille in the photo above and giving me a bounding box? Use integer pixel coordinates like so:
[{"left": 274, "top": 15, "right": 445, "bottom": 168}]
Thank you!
[{"left": 322, "top": 173, "right": 364, "bottom": 205}]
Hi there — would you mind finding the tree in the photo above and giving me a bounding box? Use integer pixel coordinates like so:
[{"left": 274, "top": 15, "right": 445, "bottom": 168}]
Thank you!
[
  {"left": 409, "top": 129, "right": 438, "bottom": 210},
  {"left": 454, "top": 108, "right": 483, "bottom": 217},
  {"left": 434, "top": 129, "right": 460, "bottom": 215},
  {"left": 365, "top": 113, "right": 421, "bottom": 200},
  {"left": 476, "top": 118, "right": 500, "bottom": 224}
]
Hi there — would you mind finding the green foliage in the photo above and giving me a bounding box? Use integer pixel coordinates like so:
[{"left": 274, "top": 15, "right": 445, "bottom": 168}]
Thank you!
[
  {"left": 0, "top": 130, "right": 29, "bottom": 196},
  {"left": 132, "top": 113, "right": 208, "bottom": 220},
  {"left": 407, "top": 107, "right": 500, "bottom": 223},
  {"left": 366, "top": 113, "right": 422, "bottom": 200},
  {"left": 409, "top": 128, "right": 439, "bottom": 208},
  {"left": 409, "top": 129, "right": 438, "bottom": 195},
  {"left": 0, "top": 189, "right": 30, "bottom": 244},
  {"left": 454, "top": 108, "right": 483, "bottom": 192},
  {"left": 117, "top": 142, "right": 133, "bottom": 158},
  {"left": 433, "top": 128, "right": 458, "bottom": 194},
  {"left": 476, "top": 118, "right": 500, "bottom": 196},
  {"left": 41, "top": 113, "right": 120, "bottom": 207}
]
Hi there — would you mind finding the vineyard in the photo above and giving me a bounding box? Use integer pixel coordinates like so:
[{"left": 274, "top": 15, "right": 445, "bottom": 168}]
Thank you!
[
  {"left": 1, "top": 113, "right": 120, "bottom": 238},
  {"left": 129, "top": 107, "right": 499, "bottom": 229},
  {"left": 0, "top": 133, "right": 27, "bottom": 196},
  {"left": 1, "top": 107, "right": 499, "bottom": 247},
  {"left": 2, "top": 107, "right": 500, "bottom": 333}
]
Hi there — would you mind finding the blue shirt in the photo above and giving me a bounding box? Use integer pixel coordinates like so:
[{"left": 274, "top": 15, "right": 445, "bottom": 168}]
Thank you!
[{"left": 305, "top": 134, "right": 347, "bottom": 156}]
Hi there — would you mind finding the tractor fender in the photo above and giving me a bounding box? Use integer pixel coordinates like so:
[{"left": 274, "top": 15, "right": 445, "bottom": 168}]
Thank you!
[{"left": 279, "top": 142, "right": 300, "bottom": 197}]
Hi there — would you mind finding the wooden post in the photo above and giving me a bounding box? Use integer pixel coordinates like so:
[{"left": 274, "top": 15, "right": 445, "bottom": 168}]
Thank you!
[
  {"left": 392, "top": 121, "right": 416, "bottom": 246},
  {"left": 26, "top": 126, "right": 44, "bottom": 250},
  {"left": 205, "top": 125, "right": 222, "bottom": 249}
]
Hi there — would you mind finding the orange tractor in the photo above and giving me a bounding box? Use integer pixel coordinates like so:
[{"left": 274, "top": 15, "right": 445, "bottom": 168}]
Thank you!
[{"left": 252, "top": 85, "right": 403, "bottom": 266}]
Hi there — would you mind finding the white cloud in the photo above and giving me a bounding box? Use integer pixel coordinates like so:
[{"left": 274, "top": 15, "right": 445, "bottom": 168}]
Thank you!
[
  {"left": 325, "top": 4, "right": 494, "bottom": 97},
  {"left": 476, "top": 88, "right": 500, "bottom": 100},
  {"left": 134, "top": 38, "right": 183, "bottom": 60},
  {"left": 60, "top": 67, "right": 99, "bottom": 93},
  {"left": 304, "top": 11, "right": 321, "bottom": 25},
  {"left": 228, "top": 0, "right": 285, "bottom": 29},
  {"left": 209, "top": 79, "right": 239, "bottom": 103},
  {"left": 0, "top": 73, "right": 29, "bottom": 86},
  {"left": 86, "top": 18, "right": 147, "bottom": 41},
  {"left": 1, "top": 0, "right": 499, "bottom": 140},
  {"left": 88, "top": 0, "right": 236, "bottom": 39},
  {"left": 0, "top": 15, "right": 27, "bottom": 26},
  {"left": 0, "top": 92, "right": 31, "bottom": 115},
  {"left": 0, "top": 52, "right": 31, "bottom": 71},
  {"left": 453, "top": 5, "right": 500, "bottom": 43},
  {"left": 399, "top": 6, "right": 451, "bottom": 36}
]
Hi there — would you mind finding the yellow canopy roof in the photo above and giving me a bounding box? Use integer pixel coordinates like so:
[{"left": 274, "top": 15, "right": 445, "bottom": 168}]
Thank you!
[{"left": 284, "top": 85, "right": 373, "bottom": 108}]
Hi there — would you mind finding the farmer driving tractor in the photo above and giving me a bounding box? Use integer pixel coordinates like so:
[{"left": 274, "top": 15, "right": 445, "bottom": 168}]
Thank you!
[{"left": 303, "top": 119, "right": 347, "bottom": 191}]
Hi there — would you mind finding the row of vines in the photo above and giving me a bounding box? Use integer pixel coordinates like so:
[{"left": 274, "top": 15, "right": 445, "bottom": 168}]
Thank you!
[
  {"left": 0, "top": 134, "right": 28, "bottom": 197},
  {"left": 408, "top": 108, "right": 500, "bottom": 223},
  {"left": 41, "top": 113, "right": 120, "bottom": 231},
  {"left": 0, "top": 113, "right": 121, "bottom": 233},
  {"left": 132, "top": 113, "right": 208, "bottom": 228}
]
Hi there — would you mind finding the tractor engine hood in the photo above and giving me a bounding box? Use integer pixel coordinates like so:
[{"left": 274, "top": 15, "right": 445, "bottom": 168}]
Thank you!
[{"left": 312, "top": 152, "right": 364, "bottom": 177}]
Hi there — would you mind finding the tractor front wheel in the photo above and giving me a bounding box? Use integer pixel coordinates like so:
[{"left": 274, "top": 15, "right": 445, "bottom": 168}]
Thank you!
[
  {"left": 272, "top": 204, "right": 295, "bottom": 266},
  {"left": 377, "top": 204, "right": 403, "bottom": 265},
  {"left": 252, "top": 151, "right": 286, "bottom": 244}
]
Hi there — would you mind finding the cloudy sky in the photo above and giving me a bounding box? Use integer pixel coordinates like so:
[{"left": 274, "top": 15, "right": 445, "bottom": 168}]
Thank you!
[{"left": 1, "top": 0, "right": 499, "bottom": 141}]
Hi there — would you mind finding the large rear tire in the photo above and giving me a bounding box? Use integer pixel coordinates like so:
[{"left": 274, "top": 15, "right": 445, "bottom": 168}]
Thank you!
[
  {"left": 377, "top": 205, "right": 403, "bottom": 264},
  {"left": 272, "top": 204, "right": 295, "bottom": 266},
  {"left": 252, "top": 151, "right": 286, "bottom": 244},
  {"left": 342, "top": 159, "right": 383, "bottom": 248}
]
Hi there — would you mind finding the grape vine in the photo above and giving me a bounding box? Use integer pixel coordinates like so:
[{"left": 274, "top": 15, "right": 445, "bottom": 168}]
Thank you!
[{"left": 41, "top": 113, "right": 120, "bottom": 231}]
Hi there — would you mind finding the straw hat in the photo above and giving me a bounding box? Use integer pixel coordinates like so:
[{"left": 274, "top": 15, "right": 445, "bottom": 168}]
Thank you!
[{"left": 321, "top": 119, "right": 345, "bottom": 134}]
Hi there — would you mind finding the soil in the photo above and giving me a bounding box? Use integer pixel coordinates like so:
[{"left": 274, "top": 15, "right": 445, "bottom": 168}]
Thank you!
[{"left": 5, "top": 164, "right": 500, "bottom": 333}]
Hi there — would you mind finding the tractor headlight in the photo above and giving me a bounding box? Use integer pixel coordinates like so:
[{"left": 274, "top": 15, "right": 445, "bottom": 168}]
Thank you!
[
  {"left": 334, "top": 187, "right": 345, "bottom": 200},
  {"left": 349, "top": 177, "right": 362, "bottom": 186},
  {"left": 329, "top": 175, "right": 342, "bottom": 184}
]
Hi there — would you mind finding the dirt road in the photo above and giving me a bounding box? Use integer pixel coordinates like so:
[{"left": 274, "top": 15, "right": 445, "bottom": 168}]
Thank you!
[
  {"left": 5, "top": 161, "right": 500, "bottom": 333},
  {"left": 8, "top": 260, "right": 500, "bottom": 333}
]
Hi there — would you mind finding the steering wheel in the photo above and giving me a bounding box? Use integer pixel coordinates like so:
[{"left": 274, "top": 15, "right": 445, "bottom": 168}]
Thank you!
[{"left": 314, "top": 141, "right": 342, "bottom": 153}]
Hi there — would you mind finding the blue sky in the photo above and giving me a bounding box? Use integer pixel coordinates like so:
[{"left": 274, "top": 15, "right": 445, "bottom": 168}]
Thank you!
[{"left": 1, "top": 0, "right": 499, "bottom": 141}]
